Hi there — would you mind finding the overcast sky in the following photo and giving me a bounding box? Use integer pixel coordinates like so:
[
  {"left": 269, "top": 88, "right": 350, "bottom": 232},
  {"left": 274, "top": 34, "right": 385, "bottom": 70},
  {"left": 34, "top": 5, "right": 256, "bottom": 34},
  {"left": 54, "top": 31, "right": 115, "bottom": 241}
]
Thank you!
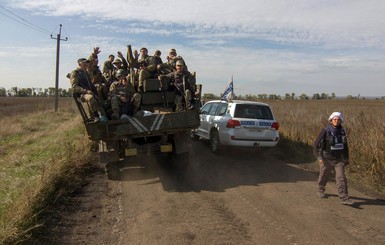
[{"left": 1, "top": 0, "right": 385, "bottom": 97}]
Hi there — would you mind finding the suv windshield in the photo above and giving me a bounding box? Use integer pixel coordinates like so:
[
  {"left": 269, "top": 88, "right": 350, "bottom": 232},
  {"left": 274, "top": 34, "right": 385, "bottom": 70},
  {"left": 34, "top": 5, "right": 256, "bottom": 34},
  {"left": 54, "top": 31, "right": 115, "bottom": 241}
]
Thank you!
[{"left": 234, "top": 104, "right": 273, "bottom": 120}]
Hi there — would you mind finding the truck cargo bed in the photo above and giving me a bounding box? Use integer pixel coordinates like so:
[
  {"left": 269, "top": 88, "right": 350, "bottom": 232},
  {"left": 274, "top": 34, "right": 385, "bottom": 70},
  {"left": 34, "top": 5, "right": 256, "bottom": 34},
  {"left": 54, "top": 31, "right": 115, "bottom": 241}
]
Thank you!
[{"left": 84, "top": 109, "right": 199, "bottom": 141}]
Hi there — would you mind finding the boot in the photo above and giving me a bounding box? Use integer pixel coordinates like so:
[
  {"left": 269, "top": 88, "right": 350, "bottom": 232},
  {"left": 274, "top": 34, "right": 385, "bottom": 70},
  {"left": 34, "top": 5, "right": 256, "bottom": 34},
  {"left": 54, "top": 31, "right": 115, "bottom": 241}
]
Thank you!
[{"left": 93, "top": 111, "right": 100, "bottom": 122}]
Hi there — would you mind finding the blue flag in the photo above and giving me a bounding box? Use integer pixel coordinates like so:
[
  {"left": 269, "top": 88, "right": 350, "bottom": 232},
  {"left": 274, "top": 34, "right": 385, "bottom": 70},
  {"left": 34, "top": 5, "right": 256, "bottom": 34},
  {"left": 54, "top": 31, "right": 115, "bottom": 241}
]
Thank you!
[{"left": 221, "top": 75, "right": 234, "bottom": 101}]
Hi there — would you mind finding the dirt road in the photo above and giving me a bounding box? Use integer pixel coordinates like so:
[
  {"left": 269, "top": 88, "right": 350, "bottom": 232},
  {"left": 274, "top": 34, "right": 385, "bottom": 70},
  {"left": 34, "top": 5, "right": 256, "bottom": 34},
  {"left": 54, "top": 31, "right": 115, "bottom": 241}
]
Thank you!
[{"left": 31, "top": 141, "right": 385, "bottom": 244}]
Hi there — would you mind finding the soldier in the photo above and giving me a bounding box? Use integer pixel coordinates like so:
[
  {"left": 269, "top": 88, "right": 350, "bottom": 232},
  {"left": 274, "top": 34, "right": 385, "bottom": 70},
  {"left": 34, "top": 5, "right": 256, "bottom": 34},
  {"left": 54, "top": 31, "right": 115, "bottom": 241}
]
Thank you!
[
  {"left": 109, "top": 69, "right": 141, "bottom": 119},
  {"left": 153, "top": 50, "right": 163, "bottom": 65},
  {"left": 159, "top": 48, "right": 187, "bottom": 75},
  {"left": 138, "top": 49, "right": 164, "bottom": 92},
  {"left": 138, "top": 47, "right": 152, "bottom": 65},
  {"left": 159, "top": 60, "right": 195, "bottom": 111},
  {"left": 70, "top": 58, "right": 107, "bottom": 122},
  {"left": 102, "top": 54, "right": 115, "bottom": 82},
  {"left": 111, "top": 51, "right": 129, "bottom": 82},
  {"left": 87, "top": 47, "right": 109, "bottom": 100}
]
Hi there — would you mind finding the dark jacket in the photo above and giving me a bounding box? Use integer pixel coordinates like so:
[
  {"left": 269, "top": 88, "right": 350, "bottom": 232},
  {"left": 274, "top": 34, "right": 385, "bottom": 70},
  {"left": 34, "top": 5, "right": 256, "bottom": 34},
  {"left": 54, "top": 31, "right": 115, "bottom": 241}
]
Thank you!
[
  {"left": 313, "top": 123, "right": 349, "bottom": 162},
  {"left": 70, "top": 68, "right": 98, "bottom": 95},
  {"left": 163, "top": 70, "right": 196, "bottom": 96}
]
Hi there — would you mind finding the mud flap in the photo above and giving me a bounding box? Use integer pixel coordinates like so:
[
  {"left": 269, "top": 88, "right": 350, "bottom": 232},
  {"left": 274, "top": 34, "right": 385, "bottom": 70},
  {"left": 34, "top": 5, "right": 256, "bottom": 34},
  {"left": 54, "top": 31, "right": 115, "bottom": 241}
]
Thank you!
[
  {"left": 98, "top": 140, "right": 121, "bottom": 163},
  {"left": 99, "top": 151, "right": 120, "bottom": 164}
]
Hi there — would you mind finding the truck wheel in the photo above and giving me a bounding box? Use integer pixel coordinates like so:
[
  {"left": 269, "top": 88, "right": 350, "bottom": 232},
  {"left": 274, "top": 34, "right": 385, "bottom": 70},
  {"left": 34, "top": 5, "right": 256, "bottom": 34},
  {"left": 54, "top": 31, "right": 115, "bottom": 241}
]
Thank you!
[
  {"left": 105, "top": 162, "right": 120, "bottom": 180},
  {"left": 158, "top": 152, "right": 189, "bottom": 169},
  {"left": 173, "top": 152, "right": 190, "bottom": 169},
  {"left": 210, "top": 130, "right": 221, "bottom": 153},
  {"left": 189, "top": 130, "right": 199, "bottom": 140}
]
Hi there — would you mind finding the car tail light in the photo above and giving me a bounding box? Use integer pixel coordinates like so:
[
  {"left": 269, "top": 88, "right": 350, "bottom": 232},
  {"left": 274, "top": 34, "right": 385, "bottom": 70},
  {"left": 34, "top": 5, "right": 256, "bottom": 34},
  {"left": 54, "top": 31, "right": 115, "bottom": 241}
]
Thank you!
[
  {"left": 226, "top": 119, "right": 241, "bottom": 128},
  {"left": 271, "top": 122, "right": 279, "bottom": 130}
]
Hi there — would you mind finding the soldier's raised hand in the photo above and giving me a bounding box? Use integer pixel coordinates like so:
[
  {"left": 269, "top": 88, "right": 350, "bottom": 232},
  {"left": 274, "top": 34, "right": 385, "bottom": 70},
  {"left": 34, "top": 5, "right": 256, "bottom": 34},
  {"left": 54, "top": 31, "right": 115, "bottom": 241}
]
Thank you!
[{"left": 94, "top": 47, "right": 101, "bottom": 55}]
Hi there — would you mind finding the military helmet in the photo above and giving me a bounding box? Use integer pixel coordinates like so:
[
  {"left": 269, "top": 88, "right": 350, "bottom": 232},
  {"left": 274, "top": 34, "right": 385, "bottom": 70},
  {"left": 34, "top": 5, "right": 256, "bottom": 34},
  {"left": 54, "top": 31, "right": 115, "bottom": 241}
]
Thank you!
[
  {"left": 113, "top": 58, "right": 122, "bottom": 64},
  {"left": 115, "top": 69, "right": 127, "bottom": 79}
]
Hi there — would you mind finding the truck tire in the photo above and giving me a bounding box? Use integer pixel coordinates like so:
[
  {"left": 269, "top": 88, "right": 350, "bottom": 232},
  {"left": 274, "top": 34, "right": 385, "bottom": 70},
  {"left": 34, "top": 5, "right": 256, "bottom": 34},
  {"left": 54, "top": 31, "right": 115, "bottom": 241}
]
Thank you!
[
  {"left": 158, "top": 152, "right": 189, "bottom": 169},
  {"left": 105, "top": 161, "right": 120, "bottom": 180},
  {"left": 210, "top": 130, "right": 221, "bottom": 153},
  {"left": 173, "top": 152, "right": 190, "bottom": 169}
]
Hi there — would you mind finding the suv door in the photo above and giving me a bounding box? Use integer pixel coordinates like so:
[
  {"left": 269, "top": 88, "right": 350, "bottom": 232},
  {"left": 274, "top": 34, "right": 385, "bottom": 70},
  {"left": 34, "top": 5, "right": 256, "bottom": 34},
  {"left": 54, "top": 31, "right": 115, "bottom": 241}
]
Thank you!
[{"left": 197, "top": 103, "right": 213, "bottom": 138}]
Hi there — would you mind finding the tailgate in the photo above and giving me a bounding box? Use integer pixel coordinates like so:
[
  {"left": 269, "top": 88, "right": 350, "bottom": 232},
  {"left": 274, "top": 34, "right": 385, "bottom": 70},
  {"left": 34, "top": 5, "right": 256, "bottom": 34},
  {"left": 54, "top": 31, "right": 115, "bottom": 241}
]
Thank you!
[
  {"left": 85, "top": 109, "right": 200, "bottom": 140},
  {"left": 235, "top": 120, "right": 276, "bottom": 141}
]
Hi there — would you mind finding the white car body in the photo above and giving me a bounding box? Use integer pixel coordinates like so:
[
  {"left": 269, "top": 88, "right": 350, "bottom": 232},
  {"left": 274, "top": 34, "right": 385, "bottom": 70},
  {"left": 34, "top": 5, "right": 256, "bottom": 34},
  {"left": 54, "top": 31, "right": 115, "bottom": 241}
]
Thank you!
[{"left": 191, "top": 100, "right": 280, "bottom": 152}]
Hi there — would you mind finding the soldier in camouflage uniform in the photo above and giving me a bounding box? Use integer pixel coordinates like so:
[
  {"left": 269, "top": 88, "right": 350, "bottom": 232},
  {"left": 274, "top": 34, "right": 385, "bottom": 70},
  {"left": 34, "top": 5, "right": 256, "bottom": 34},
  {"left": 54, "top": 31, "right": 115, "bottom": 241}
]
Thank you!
[
  {"left": 159, "top": 48, "right": 187, "bottom": 75},
  {"left": 70, "top": 58, "right": 107, "bottom": 122},
  {"left": 109, "top": 69, "right": 141, "bottom": 119},
  {"left": 102, "top": 54, "right": 115, "bottom": 82},
  {"left": 159, "top": 60, "right": 195, "bottom": 111},
  {"left": 138, "top": 49, "right": 164, "bottom": 92},
  {"left": 87, "top": 47, "right": 109, "bottom": 100},
  {"left": 111, "top": 51, "right": 129, "bottom": 82}
]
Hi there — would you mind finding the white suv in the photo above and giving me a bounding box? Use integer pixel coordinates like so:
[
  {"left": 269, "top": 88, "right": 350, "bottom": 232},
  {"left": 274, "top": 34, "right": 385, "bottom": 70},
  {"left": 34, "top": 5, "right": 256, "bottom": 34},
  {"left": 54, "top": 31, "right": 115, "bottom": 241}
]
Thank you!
[{"left": 191, "top": 100, "right": 280, "bottom": 152}]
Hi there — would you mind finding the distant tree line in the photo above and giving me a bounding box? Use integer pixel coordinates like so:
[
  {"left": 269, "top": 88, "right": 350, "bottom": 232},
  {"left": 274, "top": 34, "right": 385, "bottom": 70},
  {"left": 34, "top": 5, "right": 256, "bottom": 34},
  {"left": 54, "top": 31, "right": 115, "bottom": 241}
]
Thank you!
[
  {"left": 1, "top": 87, "right": 384, "bottom": 100},
  {"left": 0, "top": 87, "right": 73, "bottom": 97},
  {"left": 203, "top": 92, "right": 385, "bottom": 101}
]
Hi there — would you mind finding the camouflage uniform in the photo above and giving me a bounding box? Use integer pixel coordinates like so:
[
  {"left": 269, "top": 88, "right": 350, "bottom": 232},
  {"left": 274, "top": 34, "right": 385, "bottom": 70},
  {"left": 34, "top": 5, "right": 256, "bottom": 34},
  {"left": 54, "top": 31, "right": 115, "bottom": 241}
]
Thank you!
[
  {"left": 111, "top": 57, "right": 129, "bottom": 82},
  {"left": 138, "top": 54, "right": 163, "bottom": 91},
  {"left": 102, "top": 58, "right": 114, "bottom": 82},
  {"left": 160, "top": 70, "right": 196, "bottom": 111},
  {"left": 87, "top": 53, "right": 109, "bottom": 100},
  {"left": 70, "top": 67, "right": 105, "bottom": 117},
  {"left": 159, "top": 49, "right": 188, "bottom": 74},
  {"left": 109, "top": 79, "right": 141, "bottom": 116}
]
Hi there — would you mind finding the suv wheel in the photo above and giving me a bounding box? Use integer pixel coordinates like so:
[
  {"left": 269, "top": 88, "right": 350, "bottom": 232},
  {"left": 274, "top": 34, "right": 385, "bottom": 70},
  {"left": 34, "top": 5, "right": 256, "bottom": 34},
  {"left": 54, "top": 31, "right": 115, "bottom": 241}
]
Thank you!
[{"left": 210, "top": 130, "right": 221, "bottom": 153}]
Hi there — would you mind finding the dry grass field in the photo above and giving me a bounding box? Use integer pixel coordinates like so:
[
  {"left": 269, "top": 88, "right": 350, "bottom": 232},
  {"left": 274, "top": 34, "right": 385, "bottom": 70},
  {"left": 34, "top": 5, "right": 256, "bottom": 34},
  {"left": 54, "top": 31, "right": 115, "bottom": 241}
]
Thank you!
[
  {"left": 0, "top": 97, "right": 384, "bottom": 243},
  {"left": 0, "top": 97, "right": 92, "bottom": 243},
  {"left": 267, "top": 99, "right": 385, "bottom": 192}
]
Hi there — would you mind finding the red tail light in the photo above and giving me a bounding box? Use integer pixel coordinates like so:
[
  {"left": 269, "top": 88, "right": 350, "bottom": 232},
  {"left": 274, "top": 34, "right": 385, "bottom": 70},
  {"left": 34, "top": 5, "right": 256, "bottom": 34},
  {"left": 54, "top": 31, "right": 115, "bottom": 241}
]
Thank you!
[
  {"left": 226, "top": 119, "right": 241, "bottom": 128},
  {"left": 271, "top": 122, "right": 279, "bottom": 130}
]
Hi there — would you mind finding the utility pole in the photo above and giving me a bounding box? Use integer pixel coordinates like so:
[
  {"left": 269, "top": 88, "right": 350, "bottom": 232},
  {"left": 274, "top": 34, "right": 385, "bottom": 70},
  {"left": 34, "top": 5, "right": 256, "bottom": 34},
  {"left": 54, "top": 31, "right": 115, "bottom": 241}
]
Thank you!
[{"left": 51, "top": 24, "right": 68, "bottom": 112}]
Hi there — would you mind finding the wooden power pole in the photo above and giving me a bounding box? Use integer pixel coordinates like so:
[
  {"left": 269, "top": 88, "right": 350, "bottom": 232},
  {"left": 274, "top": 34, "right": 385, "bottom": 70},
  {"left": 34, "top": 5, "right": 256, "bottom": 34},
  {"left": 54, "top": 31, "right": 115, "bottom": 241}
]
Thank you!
[{"left": 51, "top": 24, "right": 67, "bottom": 112}]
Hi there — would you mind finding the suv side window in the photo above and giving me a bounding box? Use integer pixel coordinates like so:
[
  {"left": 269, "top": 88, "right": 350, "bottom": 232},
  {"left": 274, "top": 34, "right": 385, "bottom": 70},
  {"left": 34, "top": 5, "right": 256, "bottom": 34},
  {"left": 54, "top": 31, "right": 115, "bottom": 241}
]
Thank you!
[
  {"left": 208, "top": 103, "right": 219, "bottom": 115},
  {"left": 217, "top": 103, "right": 228, "bottom": 116},
  {"left": 200, "top": 103, "right": 213, "bottom": 115}
]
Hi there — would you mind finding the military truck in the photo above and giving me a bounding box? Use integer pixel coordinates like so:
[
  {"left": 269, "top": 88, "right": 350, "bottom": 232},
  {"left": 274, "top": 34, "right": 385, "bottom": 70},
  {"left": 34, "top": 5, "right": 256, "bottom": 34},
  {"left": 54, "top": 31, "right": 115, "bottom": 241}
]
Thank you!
[{"left": 73, "top": 75, "right": 202, "bottom": 178}]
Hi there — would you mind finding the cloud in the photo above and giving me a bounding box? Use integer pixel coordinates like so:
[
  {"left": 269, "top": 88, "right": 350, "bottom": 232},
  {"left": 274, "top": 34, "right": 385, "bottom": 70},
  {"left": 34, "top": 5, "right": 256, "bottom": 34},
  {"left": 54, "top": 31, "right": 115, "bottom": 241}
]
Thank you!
[
  {"left": 9, "top": 0, "right": 385, "bottom": 49},
  {"left": 2, "top": 0, "right": 385, "bottom": 97}
]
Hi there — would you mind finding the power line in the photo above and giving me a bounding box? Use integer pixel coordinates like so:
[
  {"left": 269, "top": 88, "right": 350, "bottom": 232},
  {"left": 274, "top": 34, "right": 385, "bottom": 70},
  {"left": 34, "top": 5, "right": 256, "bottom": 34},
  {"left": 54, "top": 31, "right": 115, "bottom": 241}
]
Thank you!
[{"left": 0, "top": 5, "right": 52, "bottom": 35}]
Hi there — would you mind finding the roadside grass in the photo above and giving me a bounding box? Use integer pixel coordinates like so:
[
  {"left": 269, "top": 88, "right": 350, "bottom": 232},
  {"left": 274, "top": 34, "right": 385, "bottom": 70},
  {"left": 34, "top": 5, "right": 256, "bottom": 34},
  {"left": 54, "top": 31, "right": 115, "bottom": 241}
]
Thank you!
[{"left": 0, "top": 97, "right": 93, "bottom": 244}]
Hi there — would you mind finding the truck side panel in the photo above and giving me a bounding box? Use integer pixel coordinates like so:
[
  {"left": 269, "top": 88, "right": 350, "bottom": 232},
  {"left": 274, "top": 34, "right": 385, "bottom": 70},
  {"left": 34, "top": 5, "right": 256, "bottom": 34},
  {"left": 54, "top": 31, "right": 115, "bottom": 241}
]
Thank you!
[{"left": 85, "top": 109, "right": 199, "bottom": 141}]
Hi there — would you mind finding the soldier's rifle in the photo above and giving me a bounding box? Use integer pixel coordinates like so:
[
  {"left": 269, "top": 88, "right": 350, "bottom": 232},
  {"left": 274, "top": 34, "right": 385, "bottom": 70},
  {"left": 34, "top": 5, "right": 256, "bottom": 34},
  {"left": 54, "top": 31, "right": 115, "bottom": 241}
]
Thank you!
[{"left": 159, "top": 76, "right": 169, "bottom": 108}]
